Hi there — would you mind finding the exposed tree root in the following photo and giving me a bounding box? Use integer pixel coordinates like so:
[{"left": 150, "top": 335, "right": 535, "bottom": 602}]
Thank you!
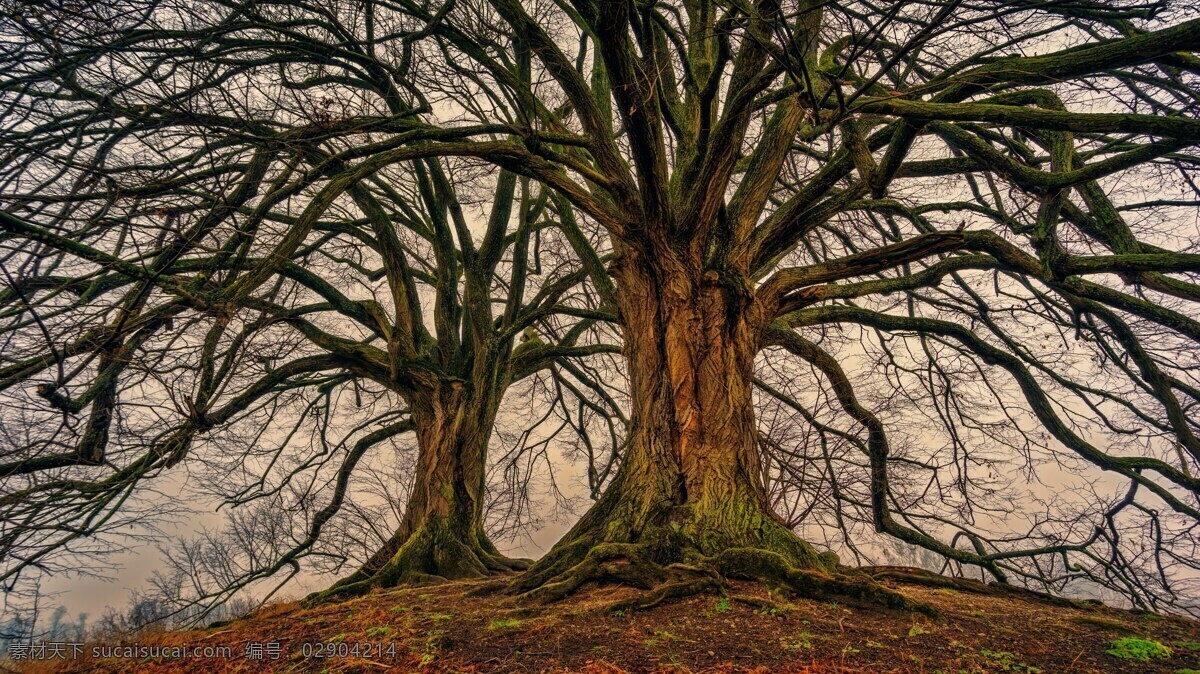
[
  {"left": 713, "top": 548, "right": 937, "bottom": 617},
  {"left": 521, "top": 542, "right": 667, "bottom": 603},
  {"left": 864, "top": 565, "right": 1105, "bottom": 611},
  {"left": 513, "top": 541, "right": 937, "bottom": 618},
  {"left": 508, "top": 482, "right": 934, "bottom": 616},
  {"left": 306, "top": 519, "right": 529, "bottom": 606},
  {"left": 863, "top": 566, "right": 993, "bottom": 594},
  {"left": 605, "top": 577, "right": 723, "bottom": 613},
  {"left": 728, "top": 593, "right": 786, "bottom": 612}
]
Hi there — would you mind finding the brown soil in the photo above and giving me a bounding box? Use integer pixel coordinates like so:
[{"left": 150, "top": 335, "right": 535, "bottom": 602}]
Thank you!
[{"left": 27, "top": 570, "right": 1200, "bottom": 673}]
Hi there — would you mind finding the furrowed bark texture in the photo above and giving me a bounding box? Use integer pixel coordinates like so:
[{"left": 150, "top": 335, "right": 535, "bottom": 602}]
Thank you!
[{"left": 516, "top": 254, "right": 833, "bottom": 593}]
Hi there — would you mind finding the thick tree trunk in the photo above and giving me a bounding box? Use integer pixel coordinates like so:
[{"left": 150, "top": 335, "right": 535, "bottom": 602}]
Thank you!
[
  {"left": 317, "top": 381, "right": 526, "bottom": 600},
  {"left": 515, "top": 255, "right": 835, "bottom": 595}
]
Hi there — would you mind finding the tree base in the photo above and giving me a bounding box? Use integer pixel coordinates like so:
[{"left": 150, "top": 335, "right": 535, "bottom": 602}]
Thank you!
[
  {"left": 511, "top": 542, "right": 934, "bottom": 617},
  {"left": 307, "top": 517, "right": 529, "bottom": 605},
  {"left": 508, "top": 500, "right": 933, "bottom": 616}
]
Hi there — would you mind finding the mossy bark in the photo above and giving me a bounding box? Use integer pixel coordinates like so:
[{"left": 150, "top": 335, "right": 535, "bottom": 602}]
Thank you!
[
  {"left": 315, "top": 380, "right": 526, "bottom": 601},
  {"left": 515, "top": 255, "right": 836, "bottom": 597}
]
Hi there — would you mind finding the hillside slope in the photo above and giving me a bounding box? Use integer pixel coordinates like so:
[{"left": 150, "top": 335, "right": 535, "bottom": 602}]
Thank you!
[{"left": 33, "top": 570, "right": 1200, "bottom": 673}]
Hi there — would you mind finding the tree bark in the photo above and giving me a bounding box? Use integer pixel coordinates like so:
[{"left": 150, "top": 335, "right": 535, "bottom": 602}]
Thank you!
[
  {"left": 318, "top": 380, "right": 527, "bottom": 599},
  {"left": 515, "top": 253, "right": 834, "bottom": 594}
]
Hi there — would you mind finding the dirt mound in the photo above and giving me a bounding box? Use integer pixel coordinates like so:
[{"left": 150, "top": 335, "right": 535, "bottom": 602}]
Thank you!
[{"left": 29, "top": 570, "right": 1200, "bottom": 673}]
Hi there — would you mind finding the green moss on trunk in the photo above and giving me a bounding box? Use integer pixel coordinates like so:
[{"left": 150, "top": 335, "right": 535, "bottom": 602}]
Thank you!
[{"left": 315, "top": 518, "right": 528, "bottom": 602}]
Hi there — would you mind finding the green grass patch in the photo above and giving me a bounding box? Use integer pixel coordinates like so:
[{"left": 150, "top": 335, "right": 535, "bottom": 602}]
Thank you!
[
  {"left": 1106, "top": 636, "right": 1172, "bottom": 662},
  {"left": 488, "top": 618, "right": 523, "bottom": 631},
  {"left": 780, "top": 632, "right": 813, "bottom": 651},
  {"left": 1175, "top": 641, "right": 1200, "bottom": 652},
  {"left": 644, "top": 630, "right": 682, "bottom": 649}
]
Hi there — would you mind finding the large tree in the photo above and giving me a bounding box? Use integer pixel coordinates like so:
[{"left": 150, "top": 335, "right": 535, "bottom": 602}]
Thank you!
[
  {"left": 346, "top": 0, "right": 1200, "bottom": 611},
  {"left": 0, "top": 0, "right": 618, "bottom": 608}
]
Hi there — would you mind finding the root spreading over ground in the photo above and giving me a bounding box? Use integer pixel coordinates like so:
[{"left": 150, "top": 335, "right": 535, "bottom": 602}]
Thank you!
[{"left": 502, "top": 544, "right": 933, "bottom": 618}]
